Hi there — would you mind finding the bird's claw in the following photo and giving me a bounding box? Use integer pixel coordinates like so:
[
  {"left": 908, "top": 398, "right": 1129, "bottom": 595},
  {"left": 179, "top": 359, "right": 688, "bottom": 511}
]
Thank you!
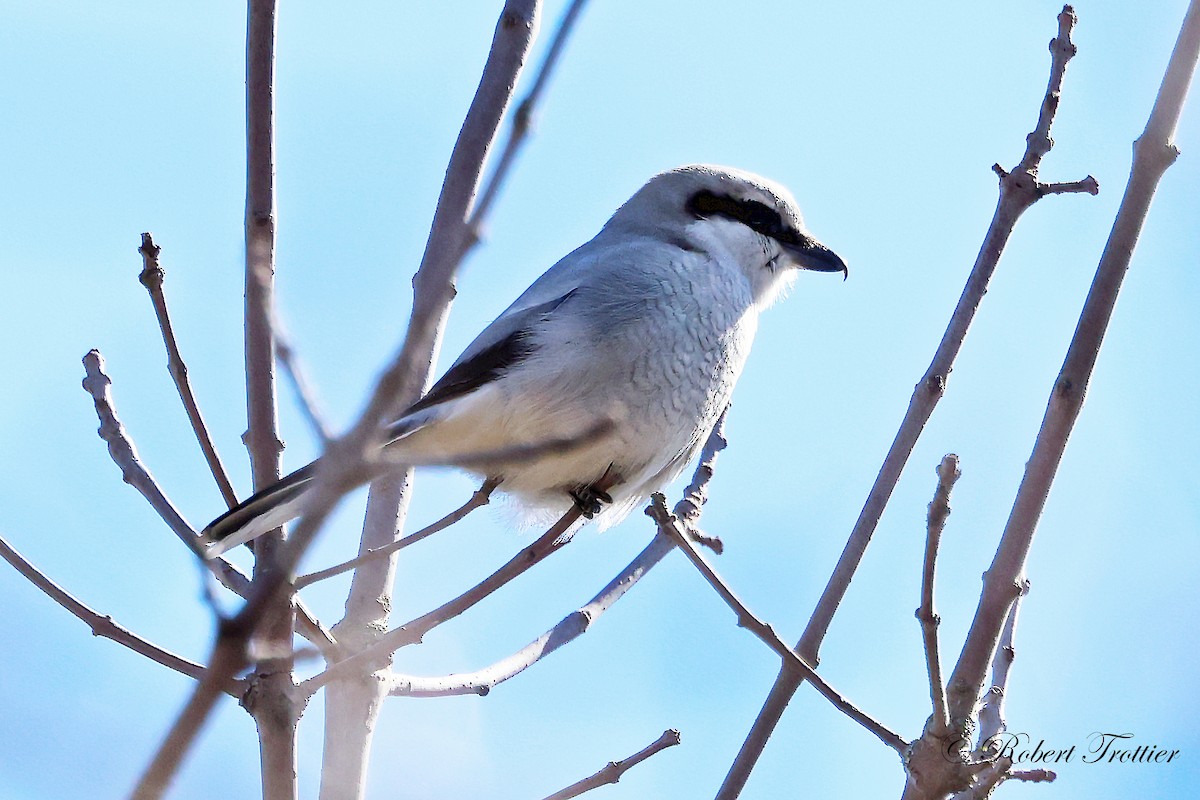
[{"left": 569, "top": 485, "right": 613, "bottom": 518}]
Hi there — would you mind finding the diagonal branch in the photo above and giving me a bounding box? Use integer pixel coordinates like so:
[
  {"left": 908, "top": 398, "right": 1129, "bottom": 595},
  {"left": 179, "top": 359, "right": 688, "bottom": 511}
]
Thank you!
[
  {"left": 646, "top": 495, "right": 907, "bottom": 757},
  {"left": 81, "top": 349, "right": 336, "bottom": 657},
  {"left": 540, "top": 729, "right": 682, "bottom": 800},
  {"left": 917, "top": 454, "right": 961, "bottom": 736},
  {"left": 0, "top": 534, "right": 243, "bottom": 698},
  {"left": 138, "top": 233, "right": 240, "bottom": 510},
  {"left": 716, "top": 7, "right": 1096, "bottom": 796},
  {"left": 462, "top": 0, "right": 590, "bottom": 257},
  {"left": 386, "top": 531, "right": 675, "bottom": 698},
  {"left": 84, "top": 349, "right": 223, "bottom": 564},
  {"left": 273, "top": 315, "right": 333, "bottom": 444}
]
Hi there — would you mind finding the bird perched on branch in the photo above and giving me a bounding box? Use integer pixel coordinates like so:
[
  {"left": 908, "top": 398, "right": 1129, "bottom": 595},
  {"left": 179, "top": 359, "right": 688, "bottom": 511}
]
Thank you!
[{"left": 201, "top": 165, "right": 846, "bottom": 557}]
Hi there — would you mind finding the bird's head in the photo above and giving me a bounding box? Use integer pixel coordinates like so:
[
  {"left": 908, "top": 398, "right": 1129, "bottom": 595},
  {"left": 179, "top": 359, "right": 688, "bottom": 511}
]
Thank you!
[{"left": 607, "top": 164, "right": 847, "bottom": 308}]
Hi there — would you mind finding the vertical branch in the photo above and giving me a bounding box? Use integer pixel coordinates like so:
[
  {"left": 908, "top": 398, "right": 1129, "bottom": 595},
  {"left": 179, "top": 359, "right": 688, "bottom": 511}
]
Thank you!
[
  {"left": 715, "top": 9, "right": 1093, "bottom": 797},
  {"left": 319, "top": 3, "right": 543, "bottom": 798},
  {"left": 242, "top": 3, "right": 297, "bottom": 799},
  {"left": 946, "top": 0, "right": 1200, "bottom": 732}
]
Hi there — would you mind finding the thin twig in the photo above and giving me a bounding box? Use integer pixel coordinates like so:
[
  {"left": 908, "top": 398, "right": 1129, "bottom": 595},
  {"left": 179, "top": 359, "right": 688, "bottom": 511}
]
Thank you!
[
  {"left": 646, "top": 495, "right": 907, "bottom": 756},
  {"left": 462, "top": 0, "right": 590, "bottom": 257},
  {"left": 946, "top": 0, "right": 1200, "bottom": 731},
  {"left": 917, "top": 455, "right": 961, "bottom": 736},
  {"left": 386, "top": 417, "right": 732, "bottom": 698},
  {"left": 274, "top": 315, "right": 333, "bottom": 444},
  {"left": 83, "top": 350, "right": 214, "bottom": 562},
  {"left": 301, "top": 471, "right": 616, "bottom": 697},
  {"left": 138, "top": 233, "right": 240, "bottom": 510},
  {"left": 540, "top": 729, "right": 681, "bottom": 800},
  {"left": 295, "top": 479, "right": 498, "bottom": 589},
  {"left": 387, "top": 532, "right": 675, "bottom": 697},
  {"left": 716, "top": 8, "right": 1094, "bottom": 796},
  {"left": 79, "top": 349, "right": 335, "bottom": 656},
  {"left": 0, "top": 534, "right": 243, "bottom": 698}
]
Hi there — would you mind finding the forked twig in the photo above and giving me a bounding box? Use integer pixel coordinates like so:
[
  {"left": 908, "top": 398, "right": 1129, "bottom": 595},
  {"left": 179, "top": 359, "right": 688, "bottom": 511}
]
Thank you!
[
  {"left": 975, "top": 579, "right": 1029, "bottom": 746},
  {"left": 387, "top": 532, "right": 675, "bottom": 698},
  {"left": 540, "top": 729, "right": 681, "bottom": 800}
]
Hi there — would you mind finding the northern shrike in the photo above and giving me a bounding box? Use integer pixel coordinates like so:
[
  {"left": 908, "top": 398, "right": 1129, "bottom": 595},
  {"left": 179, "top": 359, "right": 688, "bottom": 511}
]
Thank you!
[{"left": 202, "top": 164, "right": 846, "bottom": 557}]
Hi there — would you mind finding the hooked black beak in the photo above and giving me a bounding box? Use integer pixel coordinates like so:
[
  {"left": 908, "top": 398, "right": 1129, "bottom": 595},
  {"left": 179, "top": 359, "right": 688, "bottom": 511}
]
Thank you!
[{"left": 787, "top": 238, "right": 848, "bottom": 280}]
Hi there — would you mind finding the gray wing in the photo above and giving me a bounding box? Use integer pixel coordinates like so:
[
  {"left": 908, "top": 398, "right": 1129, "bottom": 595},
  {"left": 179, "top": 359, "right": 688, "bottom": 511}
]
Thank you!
[{"left": 387, "top": 233, "right": 683, "bottom": 442}]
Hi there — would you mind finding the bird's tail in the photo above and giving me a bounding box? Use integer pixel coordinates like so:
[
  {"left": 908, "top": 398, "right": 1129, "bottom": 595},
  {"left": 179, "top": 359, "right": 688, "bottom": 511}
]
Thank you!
[{"left": 199, "top": 462, "right": 319, "bottom": 558}]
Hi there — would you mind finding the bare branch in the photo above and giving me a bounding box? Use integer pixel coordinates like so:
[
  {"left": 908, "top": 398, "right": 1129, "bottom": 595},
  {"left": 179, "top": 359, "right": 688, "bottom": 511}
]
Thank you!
[
  {"left": 131, "top": 5, "right": 542, "bottom": 795},
  {"left": 540, "top": 729, "right": 681, "bottom": 800},
  {"left": 237, "top": 1, "right": 297, "bottom": 797},
  {"left": 463, "top": 0, "right": 590, "bottom": 256},
  {"left": 82, "top": 340, "right": 335, "bottom": 659},
  {"left": 917, "top": 455, "right": 961, "bottom": 736},
  {"left": 295, "top": 479, "right": 497, "bottom": 590},
  {"left": 717, "top": 8, "right": 1096, "bottom": 795},
  {"left": 83, "top": 349, "right": 210, "bottom": 562},
  {"left": 302, "top": 470, "right": 616, "bottom": 697},
  {"left": 946, "top": 0, "right": 1200, "bottom": 731},
  {"left": 387, "top": 531, "right": 675, "bottom": 698},
  {"left": 274, "top": 314, "right": 333, "bottom": 444},
  {"left": 646, "top": 495, "right": 907, "bottom": 757},
  {"left": 0, "top": 534, "right": 243, "bottom": 698},
  {"left": 138, "top": 233, "right": 240, "bottom": 509},
  {"left": 1040, "top": 176, "right": 1099, "bottom": 196}
]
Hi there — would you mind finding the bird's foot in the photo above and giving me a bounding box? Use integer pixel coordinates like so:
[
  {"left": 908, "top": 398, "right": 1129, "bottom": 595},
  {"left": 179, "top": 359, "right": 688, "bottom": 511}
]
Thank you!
[{"left": 569, "top": 484, "right": 613, "bottom": 519}]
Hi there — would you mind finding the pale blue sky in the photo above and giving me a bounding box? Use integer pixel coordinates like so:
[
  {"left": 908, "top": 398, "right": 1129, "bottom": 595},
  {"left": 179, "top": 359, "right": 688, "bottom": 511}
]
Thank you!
[{"left": 1, "top": 1, "right": 1198, "bottom": 798}]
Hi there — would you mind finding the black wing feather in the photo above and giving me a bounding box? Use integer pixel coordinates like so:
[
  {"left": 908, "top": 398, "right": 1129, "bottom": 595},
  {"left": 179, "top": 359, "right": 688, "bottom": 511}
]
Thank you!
[{"left": 399, "top": 290, "right": 577, "bottom": 418}]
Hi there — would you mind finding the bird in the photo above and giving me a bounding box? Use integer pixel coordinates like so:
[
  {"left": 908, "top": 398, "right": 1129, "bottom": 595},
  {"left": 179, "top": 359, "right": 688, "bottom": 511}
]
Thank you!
[{"left": 200, "top": 164, "right": 846, "bottom": 557}]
